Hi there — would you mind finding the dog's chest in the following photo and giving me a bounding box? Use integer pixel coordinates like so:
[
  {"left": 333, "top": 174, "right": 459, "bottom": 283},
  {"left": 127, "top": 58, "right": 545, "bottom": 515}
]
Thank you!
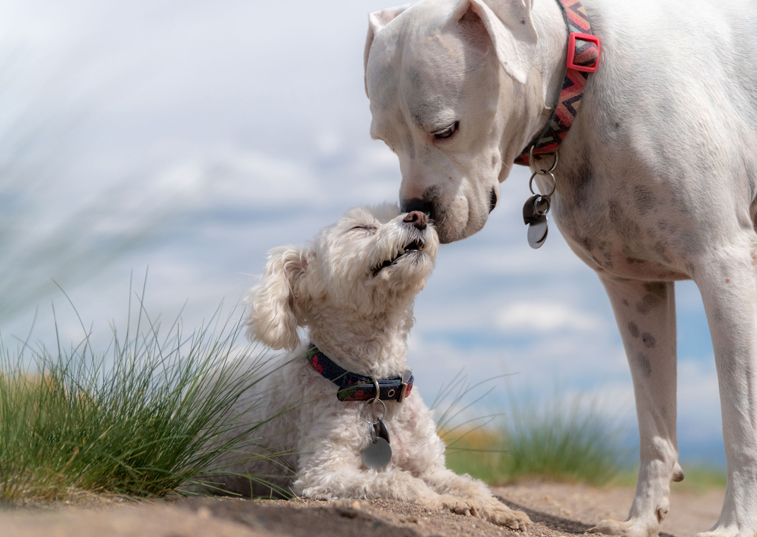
[{"left": 548, "top": 181, "right": 693, "bottom": 282}]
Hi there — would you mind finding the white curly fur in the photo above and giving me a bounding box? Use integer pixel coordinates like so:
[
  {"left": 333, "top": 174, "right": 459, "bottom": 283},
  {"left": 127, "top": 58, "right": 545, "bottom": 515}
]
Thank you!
[{"left": 206, "top": 203, "right": 530, "bottom": 530}]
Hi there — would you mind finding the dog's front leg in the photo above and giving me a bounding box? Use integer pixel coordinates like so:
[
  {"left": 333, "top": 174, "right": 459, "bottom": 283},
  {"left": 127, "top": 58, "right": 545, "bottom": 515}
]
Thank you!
[
  {"left": 592, "top": 277, "right": 682, "bottom": 537},
  {"left": 293, "top": 438, "right": 453, "bottom": 503},
  {"left": 693, "top": 244, "right": 757, "bottom": 537},
  {"left": 298, "top": 461, "right": 526, "bottom": 529},
  {"left": 418, "top": 464, "right": 531, "bottom": 530},
  {"left": 396, "top": 403, "right": 530, "bottom": 529}
]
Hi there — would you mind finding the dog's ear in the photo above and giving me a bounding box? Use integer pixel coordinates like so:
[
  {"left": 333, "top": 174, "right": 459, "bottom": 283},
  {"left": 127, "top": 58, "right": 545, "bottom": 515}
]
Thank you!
[
  {"left": 364, "top": 5, "right": 411, "bottom": 97},
  {"left": 245, "top": 246, "right": 312, "bottom": 351},
  {"left": 453, "top": 0, "right": 537, "bottom": 85}
]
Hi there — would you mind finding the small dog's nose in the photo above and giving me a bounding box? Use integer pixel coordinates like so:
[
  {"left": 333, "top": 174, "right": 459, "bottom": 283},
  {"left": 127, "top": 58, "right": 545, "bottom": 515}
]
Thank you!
[{"left": 403, "top": 211, "right": 427, "bottom": 230}]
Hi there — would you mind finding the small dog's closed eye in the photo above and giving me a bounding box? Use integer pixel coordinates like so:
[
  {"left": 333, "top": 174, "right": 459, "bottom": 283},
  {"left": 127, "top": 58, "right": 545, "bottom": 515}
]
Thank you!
[{"left": 201, "top": 203, "right": 529, "bottom": 530}]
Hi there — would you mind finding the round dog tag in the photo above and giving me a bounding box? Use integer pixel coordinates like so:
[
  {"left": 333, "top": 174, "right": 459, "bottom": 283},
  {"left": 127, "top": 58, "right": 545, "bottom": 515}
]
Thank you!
[
  {"left": 527, "top": 215, "right": 549, "bottom": 249},
  {"left": 361, "top": 437, "right": 392, "bottom": 470}
]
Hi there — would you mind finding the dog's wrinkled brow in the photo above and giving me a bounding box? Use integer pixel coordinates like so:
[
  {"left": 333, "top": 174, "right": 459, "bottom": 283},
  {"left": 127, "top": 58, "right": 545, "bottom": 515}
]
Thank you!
[{"left": 407, "top": 98, "right": 456, "bottom": 133}]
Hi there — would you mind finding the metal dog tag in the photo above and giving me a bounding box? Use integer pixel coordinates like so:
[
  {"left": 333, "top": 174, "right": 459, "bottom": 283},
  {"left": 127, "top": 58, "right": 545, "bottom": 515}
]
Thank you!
[
  {"left": 361, "top": 419, "right": 392, "bottom": 470},
  {"left": 527, "top": 214, "right": 549, "bottom": 248},
  {"left": 522, "top": 194, "right": 550, "bottom": 249}
]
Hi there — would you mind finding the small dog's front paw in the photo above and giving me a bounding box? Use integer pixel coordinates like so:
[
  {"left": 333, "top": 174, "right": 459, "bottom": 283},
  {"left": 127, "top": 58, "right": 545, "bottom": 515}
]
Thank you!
[
  {"left": 485, "top": 503, "right": 531, "bottom": 530},
  {"left": 437, "top": 496, "right": 530, "bottom": 530}
]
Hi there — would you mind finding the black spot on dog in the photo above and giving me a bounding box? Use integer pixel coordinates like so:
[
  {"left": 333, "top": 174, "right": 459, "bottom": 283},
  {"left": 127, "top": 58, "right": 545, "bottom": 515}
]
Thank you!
[
  {"left": 634, "top": 351, "right": 652, "bottom": 377},
  {"left": 565, "top": 148, "right": 595, "bottom": 212},
  {"left": 578, "top": 237, "right": 593, "bottom": 252},
  {"left": 657, "top": 220, "right": 680, "bottom": 236},
  {"left": 711, "top": 308, "right": 725, "bottom": 323},
  {"left": 636, "top": 293, "right": 662, "bottom": 315},
  {"left": 644, "top": 282, "right": 666, "bottom": 297},
  {"left": 609, "top": 200, "right": 644, "bottom": 243},
  {"left": 634, "top": 185, "right": 655, "bottom": 215},
  {"left": 642, "top": 332, "right": 656, "bottom": 348},
  {"left": 622, "top": 298, "right": 629, "bottom": 307},
  {"left": 628, "top": 322, "right": 640, "bottom": 338},
  {"left": 679, "top": 230, "right": 703, "bottom": 257}
]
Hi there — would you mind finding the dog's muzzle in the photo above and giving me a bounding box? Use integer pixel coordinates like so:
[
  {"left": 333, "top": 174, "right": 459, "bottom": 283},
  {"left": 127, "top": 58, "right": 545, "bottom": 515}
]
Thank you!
[{"left": 371, "top": 236, "right": 426, "bottom": 277}]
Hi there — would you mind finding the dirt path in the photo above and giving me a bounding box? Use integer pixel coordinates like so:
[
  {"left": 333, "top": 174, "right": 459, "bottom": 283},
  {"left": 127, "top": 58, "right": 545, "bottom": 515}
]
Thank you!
[
  {"left": 0, "top": 482, "right": 724, "bottom": 537},
  {"left": 495, "top": 482, "right": 724, "bottom": 537}
]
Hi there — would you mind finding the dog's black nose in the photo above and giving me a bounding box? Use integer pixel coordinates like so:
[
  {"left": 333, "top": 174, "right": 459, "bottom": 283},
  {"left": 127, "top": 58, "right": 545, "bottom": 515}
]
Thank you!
[
  {"left": 400, "top": 198, "right": 432, "bottom": 216},
  {"left": 403, "top": 210, "right": 427, "bottom": 230}
]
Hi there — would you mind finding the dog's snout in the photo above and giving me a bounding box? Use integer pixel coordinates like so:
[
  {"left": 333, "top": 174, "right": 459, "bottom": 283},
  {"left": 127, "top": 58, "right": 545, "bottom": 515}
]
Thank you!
[
  {"left": 403, "top": 210, "right": 427, "bottom": 230},
  {"left": 400, "top": 198, "right": 432, "bottom": 217}
]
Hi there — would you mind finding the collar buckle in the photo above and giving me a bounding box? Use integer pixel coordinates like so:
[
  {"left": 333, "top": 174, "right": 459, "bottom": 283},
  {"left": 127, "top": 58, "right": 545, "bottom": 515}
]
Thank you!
[
  {"left": 398, "top": 369, "right": 412, "bottom": 403},
  {"left": 566, "top": 32, "right": 601, "bottom": 73}
]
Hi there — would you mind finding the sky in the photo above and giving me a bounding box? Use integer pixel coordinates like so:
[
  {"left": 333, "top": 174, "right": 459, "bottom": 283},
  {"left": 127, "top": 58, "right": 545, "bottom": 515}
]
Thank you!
[{"left": 0, "top": 0, "right": 725, "bottom": 467}]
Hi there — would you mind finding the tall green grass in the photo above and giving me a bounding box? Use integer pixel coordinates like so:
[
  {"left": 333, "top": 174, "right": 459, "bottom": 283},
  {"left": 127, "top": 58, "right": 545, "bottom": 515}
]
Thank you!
[
  {"left": 0, "top": 285, "right": 282, "bottom": 501},
  {"left": 438, "top": 377, "right": 625, "bottom": 485}
]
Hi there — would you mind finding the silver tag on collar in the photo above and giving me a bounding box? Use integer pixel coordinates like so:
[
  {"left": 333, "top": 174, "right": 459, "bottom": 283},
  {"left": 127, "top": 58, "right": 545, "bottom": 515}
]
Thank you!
[
  {"left": 523, "top": 194, "right": 550, "bottom": 249},
  {"left": 361, "top": 418, "right": 392, "bottom": 470},
  {"left": 527, "top": 215, "right": 549, "bottom": 248},
  {"left": 362, "top": 438, "right": 392, "bottom": 470}
]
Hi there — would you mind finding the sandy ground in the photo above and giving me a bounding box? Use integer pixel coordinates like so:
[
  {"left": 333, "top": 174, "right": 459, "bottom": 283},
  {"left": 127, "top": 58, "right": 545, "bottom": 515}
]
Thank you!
[
  {"left": 0, "top": 482, "right": 725, "bottom": 537},
  {"left": 496, "top": 482, "right": 725, "bottom": 537}
]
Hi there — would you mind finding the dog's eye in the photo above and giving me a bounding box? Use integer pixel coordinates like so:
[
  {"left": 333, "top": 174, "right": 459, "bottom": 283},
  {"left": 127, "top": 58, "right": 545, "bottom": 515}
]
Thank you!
[
  {"left": 351, "top": 225, "right": 377, "bottom": 234},
  {"left": 433, "top": 121, "right": 459, "bottom": 140}
]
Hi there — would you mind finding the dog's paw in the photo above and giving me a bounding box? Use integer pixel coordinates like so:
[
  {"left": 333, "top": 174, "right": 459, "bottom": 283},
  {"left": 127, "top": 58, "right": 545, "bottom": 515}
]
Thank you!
[
  {"left": 436, "top": 496, "right": 530, "bottom": 530},
  {"left": 589, "top": 518, "right": 656, "bottom": 537},
  {"left": 485, "top": 504, "right": 531, "bottom": 530}
]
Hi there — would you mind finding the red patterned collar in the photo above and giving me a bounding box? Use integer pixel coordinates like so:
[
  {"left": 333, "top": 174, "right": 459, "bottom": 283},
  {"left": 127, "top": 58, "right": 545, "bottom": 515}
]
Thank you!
[{"left": 514, "top": 0, "right": 601, "bottom": 166}]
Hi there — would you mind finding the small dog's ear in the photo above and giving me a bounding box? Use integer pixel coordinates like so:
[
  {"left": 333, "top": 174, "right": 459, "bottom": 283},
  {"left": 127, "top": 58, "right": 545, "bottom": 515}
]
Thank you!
[
  {"left": 245, "top": 246, "right": 311, "bottom": 351},
  {"left": 364, "top": 5, "right": 411, "bottom": 97},
  {"left": 454, "top": 0, "right": 537, "bottom": 85}
]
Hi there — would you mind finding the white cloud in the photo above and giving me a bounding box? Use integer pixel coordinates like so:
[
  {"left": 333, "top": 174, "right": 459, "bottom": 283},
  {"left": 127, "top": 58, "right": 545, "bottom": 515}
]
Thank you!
[
  {"left": 148, "top": 143, "right": 327, "bottom": 209},
  {"left": 496, "top": 301, "right": 603, "bottom": 333}
]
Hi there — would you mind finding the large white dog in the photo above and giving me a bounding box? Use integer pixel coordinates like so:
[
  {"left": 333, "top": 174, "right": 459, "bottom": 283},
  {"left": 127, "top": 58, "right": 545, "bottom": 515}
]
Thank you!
[
  {"left": 363, "top": 1, "right": 757, "bottom": 536},
  {"left": 206, "top": 204, "right": 530, "bottom": 529}
]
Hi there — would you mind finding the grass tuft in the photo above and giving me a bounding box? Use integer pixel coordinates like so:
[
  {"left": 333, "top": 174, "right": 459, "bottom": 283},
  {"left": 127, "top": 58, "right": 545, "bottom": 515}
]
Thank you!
[
  {"left": 441, "top": 386, "right": 625, "bottom": 486},
  {"left": 0, "top": 282, "right": 278, "bottom": 501}
]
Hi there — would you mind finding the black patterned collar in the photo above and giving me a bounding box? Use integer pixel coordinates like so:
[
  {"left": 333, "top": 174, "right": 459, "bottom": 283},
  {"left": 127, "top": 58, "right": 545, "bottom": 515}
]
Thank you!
[{"left": 306, "top": 343, "right": 414, "bottom": 402}]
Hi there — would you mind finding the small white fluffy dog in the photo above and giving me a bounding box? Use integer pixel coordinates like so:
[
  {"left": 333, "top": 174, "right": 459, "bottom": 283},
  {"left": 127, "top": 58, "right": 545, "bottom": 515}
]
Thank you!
[{"left": 208, "top": 204, "right": 529, "bottom": 530}]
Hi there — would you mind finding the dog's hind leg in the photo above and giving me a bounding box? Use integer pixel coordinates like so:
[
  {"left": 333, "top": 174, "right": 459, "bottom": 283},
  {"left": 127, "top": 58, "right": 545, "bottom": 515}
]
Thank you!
[
  {"left": 591, "top": 277, "right": 681, "bottom": 537},
  {"left": 692, "top": 238, "right": 757, "bottom": 537}
]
